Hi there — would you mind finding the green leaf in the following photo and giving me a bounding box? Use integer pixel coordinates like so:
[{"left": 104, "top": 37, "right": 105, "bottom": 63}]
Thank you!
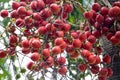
[
  {"left": 78, "top": 0, "right": 83, "bottom": 4},
  {"left": 0, "top": 0, "right": 9, "bottom": 2},
  {"left": 3, "top": 17, "right": 10, "bottom": 26}
]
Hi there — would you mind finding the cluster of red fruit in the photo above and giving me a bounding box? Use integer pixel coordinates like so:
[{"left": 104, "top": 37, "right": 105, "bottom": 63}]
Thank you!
[
  {"left": 84, "top": 2, "right": 120, "bottom": 45},
  {"left": 0, "top": 0, "right": 114, "bottom": 79}
]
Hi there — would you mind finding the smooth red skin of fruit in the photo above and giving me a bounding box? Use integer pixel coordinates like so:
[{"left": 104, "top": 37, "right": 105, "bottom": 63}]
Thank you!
[
  {"left": 30, "top": 52, "right": 40, "bottom": 61},
  {"left": 22, "top": 40, "right": 30, "bottom": 48},
  {"left": 24, "top": 16, "right": 33, "bottom": 25},
  {"left": 94, "top": 56, "right": 101, "bottom": 65},
  {"left": 107, "top": 68, "right": 113, "bottom": 77},
  {"left": 70, "top": 51, "right": 79, "bottom": 59},
  {"left": 99, "top": 68, "right": 108, "bottom": 77},
  {"left": 87, "top": 55, "right": 96, "bottom": 64},
  {"left": 30, "top": 1, "right": 37, "bottom": 11},
  {"left": 38, "top": 26, "right": 47, "bottom": 34},
  {"left": 72, "top": 39, "right": 82, "bottom": 48},
  {"left": 58, "top": 66, "right": 67, "bottom": 75},
  {"left": 43, "top": 0, "right": 56, "bottom": 4},
  {"left": 10, "top": 10, "right": 19, "bottom": 19},
  {"left": 106, "top": 32, "right": 114, "bottom": 40},
  {"left": 36, "top": 0, "right": 45, "bottom": 11},
  {"left": 79, "top": 33, "right": 87, "bottom": 42},
  {"left": 92, "top": 30, "right": 101, "bottom": 38},
  {"left": 52, "top": 46, "right": 61, "bottom": 54},
  {"left": 17, "top": 6, "right": 26, "bottom": 16},
  {"left": 90, "top": 65, "right": 99, "bottom": 74},
  {"left": 27, "top": 62, "right": 35, "bottom": 70},
  {"left": 92, "top": 3, "right": 101, "bottom": 12},
  {"left": 22, "top": 48, "right": 30, "bottom": 54},
  {"left": 0, "top": 50, "right": 7, "bottom": 58},
  {"left": 32, "top": 13, "right": 42, "bottom": 21},
  {"left": 109, "top": 6, "right": 120, "bottom": 17},
  {"left": 83, "top": 11, "right": 93, "bottom": 20},
  {"left": 0, "top": 10, "right": 8, "bottom": 18},
  {"left": 87, "top": 35, "right": 96, "bottom": 44},
  {"left": 101, "top": 27, "right": 109, "bottom": 34},
  {"left": 45, "top": 56, "right": 54, "bottom": 67},
  {"left": 12, "top": 1, "right": 20, "bottom": 10},
  {"left": 66, "top": 45, "right": 75, "bottom": 53},
  {"left": 56, "top": 31, "right": 64, "bottom": 37},
  {"left": 96, "top": 14, "right": 104, "bottom": 23},
  {"left": 9, "top": 34, "right": 18, "bottom": 44},
  {"left": 83, "top": 41, "right": 92, "bottom": 51},
  {"left": 71, "top": 32, "right": 79, "bottom": 39},
  {"left": 57, "top": 57, "right": 66, "bottom": 65},
  {"left": 63, "top": 4, "right": 73, "bottom": 13},
  {"left": 81, "top": 49, "right": 91, "bottom": 58},
  {"left": 63, "top": 23, "right": 71, "bottom": 32},
  {"left": 110, "top": 36, "right": 119, "bottom": 44},
  {"left": 115, "top": 31, "right": 120, "bottom": 39},
  {"left": 98, "top": 76, "right": 107, "bottom": 80},
  {"left": 50, "top": 3, "right": 60, "bottom": 14},
  {"left": 78, "top": 64, "right": 87, "bottom": 72},
  {"left": 31, "top": 39, "right": 41, "bottom": 49},
  {"left": 113, "top": 1, "right": 120, "bottom": 7},
  {"left": 16, "top": 18, "right": 25, "bottom": 27},
  {"left": 54, "top": 37, "right": 64, "bottom": 46},
  {"left": 100, "top": 7, "right": 109, "bottom": 15},
  {"left": 103, "top": 55, "right": 111, "bottom": 64},
  {"left": 42, "top": 49, "right": 50, "bottom": 58},
  {"left": 60, "top": 42, "right": 67, "bottom": 50}
]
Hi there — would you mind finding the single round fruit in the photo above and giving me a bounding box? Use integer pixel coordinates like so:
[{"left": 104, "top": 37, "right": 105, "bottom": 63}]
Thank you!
[
  {"left": 78, "top": 64, "right": 87, "bottom": 72},
  {"left": 0, "top": 50, "right": 7, "bottom": 58},
  {"left": 56, "top": 57, "right": 66, "bottom": 65},
  {"left": 22, "top": 40, "right": 30, "bottom": 48},
  {"left": 92, "top": 3, "right": 101, "bottom": 12},
  {"left": 72, "top": 39, "right": 82, "bottom": 48},
  {"left": 52, "top": 46, "right": 61, "bottom": 55},
  {"left": 0, "top": 10, "right": 8, "bottom": 18},
  {"left": 42, "top": 48, "right": 50, "bottom": 58},
  {"left": 58, "top": 66, "right": 67, "bottom": 75},
  {"left": 30, "top": 52, "right": 40, "bottom": 61}
]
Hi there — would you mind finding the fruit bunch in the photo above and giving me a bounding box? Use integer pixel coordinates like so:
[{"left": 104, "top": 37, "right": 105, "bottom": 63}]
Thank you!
[{"left": 0, "top": 0, "right": 115, "bottom": 80}]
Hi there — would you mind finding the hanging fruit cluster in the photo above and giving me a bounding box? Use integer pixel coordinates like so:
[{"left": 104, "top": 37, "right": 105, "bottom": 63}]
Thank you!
[{"left": 0, "top": 0, "right": 117, "bottom": 80}]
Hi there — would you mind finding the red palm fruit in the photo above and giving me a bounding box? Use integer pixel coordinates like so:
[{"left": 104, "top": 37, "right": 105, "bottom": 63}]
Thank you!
[
  {"left": 22, "top": 40, "right": 30, "bottom": 48},
  {"left": 45, "top": 56, "right": 54, "bottom": 66},
  {"left": 110, "top": 36, "right": 119, "bottom": 44},
  {"left": 100, "top": 7, "right": 109, "bottom": 15},
  {"left": 24, "top": 16, "right": 33, "bottom": 25},
  {"left": 63, "top": 4, "right": 73, "bottom": 13},
  {"left": 22, "top": 48, "right": 30, "bottom": 54},
  {"left": 50, "top": 3, "right": 61, "bottom": 14},
  {"left": 58, "top": 66, "right": 67, "bottom": 75},
  {"left": 36, "top": 0, "right": 45, "bottom": 11},
  {"left": 92, "top": 3, "right": 101, "bottom": 12},
  {"left": 87, "top": 55, "right": 96, "bottom": 64},
  {"left": 27, "top": 62, "right": 35, "bottom": 70},
  {"left": 85, "top": 31, "right": 92, "bottom": 38},
  {"left": 43, "top": 0, "right": 56, "bottom": 4},
  {"left": 99, "top": 68, "right": 108, "bottom": 77},
  {"left": 30, "top": 1, "right": 37, "bottom": 11},
  {"left": 12, "top": 1, "right": 20, "bottom": 10},
  {"left": 90, "top": 65, "right": 99, "bottom": 74},
  {"left": 10, "top": 10, "right": 19, "bottom": 19},
  {"left": 16, "top": 18, "right": 25, "bottom": 27},
  {"left": 101, "top": 27, "right": 109, "bottom": 34},
  {"left": 72, "top": 39, "right": 82, "bottom": 48},
  {"left": 38, "top": 26, "right": 47, "bottom": 34},
  {"left": 30, "top": 52, "right": 40, "bottom": 61},
  {"left": 109, "top": 6, "right": 120, "bottom": 17},
  {"left": 56, "top": 31, "right": 64, "bottom": 37},
  {"left": 106, "top": 32, "right": 114, "bottom": 40},
  {"left": 103, "top": 55, "right": 111, "bottom": 64},
  {"left": 81, "top": 49, "right": 91, "bottom": 58},
  {"left": 113, "top": 1, "right": 120, "bottom": 7},
  {"left": 96, "top": 14, "right": 104, "bottom": 23},
  {"left": 83, "top": 11, "right": 93, "bottom": 20},
  {"left": 83, "top": 41, "right": 92, "bottom": 51},
  {"left": 45, "top": 23, "right": 55, "bottom": 32},
  {"left": 42, "top": 48, "right": 50, "bottom": 58},
  {"left": 92, "top": 30, "right": 101, "bottom": 38},
  {"left": 26, "top": 10, "right": 33, "bottom": 16},
  {"left": 66, "top": 45, "right": 75, "bottom": 53},
  {"left": 52, "top": 46, "right": 61, "bottom": 54},
  {"left": 70, "top": 51, "right": 79, "bottom": 59},
  {"left": 79, "top": 33, "right": 87, "bottom": 42},
  {"left": 96, "top": 47, "right": 102, "bottom": 55},
  {"left": 107, "top": 68, "right": 113, "bottom": 77},
  {"left": 94, "top": 56, "right": 101, "bottom": 65},
  {"left": 56, "top": 57, "right": 66, "bottom": 65},
  {"left": 87, "top": 35, "right": 96, "bottom": 44},
  {"left": 9, "top": 34, "right": 18, "bottom": 44},
  {"left": 115, "top": 31, "right": 120, "bottom": 39},
  {"left": 32, "top": 13, "right": 42, "bottom": 21},
  {"left": 54, "top": 37, "right": 64, "bottom": 46},
  {"left": 31, "top": 39, "right": 41, "bottom": 49},
  {"left": 17, "top": 6, "right": 26, "bottom": 16},
  {"left": 0, "top": 10, "right": 8, "bottom": 18},
  {"left": 0, "top": 50, "right": 7, "bottom": 58},
  {"left": 60, "top": 41, "right": 67, "bottom": 50},
  {"left": 71, "top": 32, "right": 79, "bottom": 39},
  {"left": 78, "top": 64, "right": 87, "bottom": 72},
  {"left": 63, "top": 23, "right": 71, "bottom": 32},
  {"left": 98, "top": 76, "right": 107, "bottom": 80}
]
